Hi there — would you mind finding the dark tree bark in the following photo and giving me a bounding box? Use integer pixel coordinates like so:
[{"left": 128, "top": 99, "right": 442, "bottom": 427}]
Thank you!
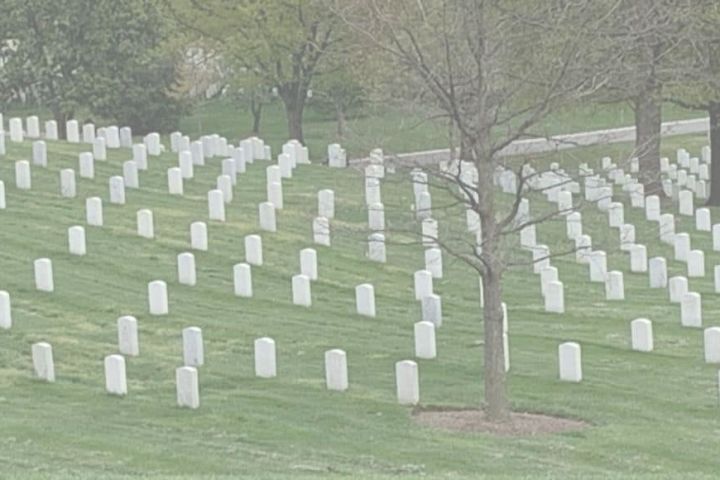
[
  {"left": 279, "top": 84, "right": 307, "bottom": 143},
  {"left": 53, "top": 109, "right": 71, "bottom": 140},
  {"left": 634, "top": 89, "right": 663, "bottom": 196},
  {"left": 250, "top": 97, "right": 263, "bottom": 135},
  {"left": 707, "top": 102, "right": 720, "bottom": 206},
  {"left": 335, "top": 103, "right": 347, "bottom": 138}
]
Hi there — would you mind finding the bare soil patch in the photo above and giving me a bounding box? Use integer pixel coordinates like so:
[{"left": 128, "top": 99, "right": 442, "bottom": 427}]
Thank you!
[{"left": 413, "top": 407, "right": 589, "bottom": 436}]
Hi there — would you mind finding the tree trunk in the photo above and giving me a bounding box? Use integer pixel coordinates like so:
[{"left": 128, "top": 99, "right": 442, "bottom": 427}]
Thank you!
[
  {"left": 53, "top": 109, "right": 70, "bottom": 139},
  {"left": 280, "top": 87, "right": 306, "bottom": 143},
  {"left": 460, "top": 133, "right": 472, "bottom": 162},
  {"left": 474, "top": 144, "right": 510, "bottom": 422},
  {"left": 250, "top": 98, "right": 263, "bottom": 135},
  {"left": 706, "top": 102, "right": 720, "bottom": 206},
  {"left": 335, "top": 104, "right": 347, "bottom": 138},
  {"left": 634, "top": 91, "right": 663, "bottom": 196}
]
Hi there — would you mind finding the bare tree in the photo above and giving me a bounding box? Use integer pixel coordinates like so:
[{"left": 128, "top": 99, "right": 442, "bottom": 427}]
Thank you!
[{"left": 338, "top": 0, "right": 620, "bottom": 422}]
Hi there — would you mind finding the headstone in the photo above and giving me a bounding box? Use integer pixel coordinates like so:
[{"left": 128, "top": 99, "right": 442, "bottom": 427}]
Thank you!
[
  {"left": 259, "top": 202, "right": 276, "bottom": 232},
  {"left": 267, "top": 181, "right": 282, "bottom": 209},
  {"left": 32, "top": 342, "right": 55, "bottom": 382},
  {"left": 300, "top": 248, "right": 317, "bottom": 280},
  {"left": 416, "top": 191, "right": 432, "bottom": 220},
  {"left": 109, "top": 176, "right": 126, "bottom": 205},
  {"left": 215, "top": 174, "right": 232, "bottom": 204},
  {"left": 327, "top": 144, "right": 347, "bottom": 168},
  {"left": 104, "top": 355, "right": 127, "bottom": 396},
  {"left": 414, "top": 270, "right": 433, "bottom": 300},
  {"left": 368, "top": 233, "right": 386, "bottom": 263},
  {"left": 103, "top": 126, "right": 119, "bottom": 149},
  {"left": 558, "top": 342, "right": 582, "bottom": 382},
  {"left": 679, "top": 189, "right": 694, "bottom": 216},
  {"left": 86, "top": 197, "right": 103, "bottom": 226},
  {"left": 266, "top": 165, "right": 281, "bottom": 185},
  {"left": 365, "top": 177, "right": 382, "bottom": 205},
  {"left": 566, "top": 212, "right": 582, "bottom": 240},
  {"left": 182, "top": 327, "right": 204, "bottom": 367},
  {"left": 68, "top": 226, "right": 86, "bottom": 256},
  {"left": 414, "top": 321, "right": 437, "bottom": 359},
  {"left": 681, "top": 292, "right": 702, "bottom": 328},
  {"left": 177, "top": 253, "right": 196, "bottom": 286},
  {"left": 608, "top": 202, "right": 624, "bottom": 227},
  {"left": 540, "top": 266, "right": 558, "bottom": 297},
  {"left": 15, "top": 161, "right": 31, "bottom": 190},
  {"left": 422, "top": 218, "right": 439, "bottom": 247},
  {"left": 245, "top": 235, "right": 263, "bottom": 266},
  {"left": 313, "top": 217, "right": 331, "bottom": 246},
  {"left": 324, "top": 349, "right": 348, "bottom": 391},
  {"left": 605, "top": 271, "right": 624, "bottom": 300},
  {"left": 82, "top": 123, "right": 96, "bottom": 144},
  {"left": 45, "top": 120, "right": 58, "bottom": 140},
  {"left": 292, "top": 274, "right": 312, "bottom": 307},
  {"left": 176, "top": 366, "right": 200, "bottom": 409},
  {"left": 575, "top": 235, "right": 592, "bottom": 263},
  {"left": 520, "top": 225, "right": 537, "bottom": 249},
  {"left": 231, "top": 147, "right": 247, "bottom": 173},
  {"left": 278, "top": 153, "right": 293, "bottom": 178},
  {"left": 696, "top": 208, "right": 711, "bottom": 231},
  {"left": 368, "top": 203, "right": 385, "bottom": 231},
  {"left": 117, "top": 316, "right": 139, "bottom": 356},
  {"left": 687, "top": 250, "right": 705, "bottom": 277},
  {"left": 208, "top": 190, "right": 225, "bottom": 221},
  {"left": 34, "top": 258, "right": 54, "bottom": 292},
  {"left": 424, "top": 248, "right": 443, "bottom": 279},
  {"left": 355, "top": 284, "right": 376, "bottom": 317},
  {"left": 674, "top": 233, "right": 691, "bottom": 262},
  {"left": 93, "top": 137, "right": 107, "bottom": 161},
  {"left": 649, "top": 257, "right": 667, "bottom": 288},
  {"left": 545, "top": 280, "right": 565, "bottom": 313},
  {"left": 233, "top": 263, "right": 253, "bottom": 297},
  {"left": 122, "top": 161, "right": 139, "bottom": 189},
  {"left": 645, "top": 195, "right": 660, "bottom": 221},
  {"left": 0, "top": 181, "right": 4, "bottom": 209},
  {"left": 32, "top": 141, "right": 47, "bottom": 167},
  {"left": 191, "top": 140, "right": 205, "bottom": 166},
  {"left": 619, "top": 224, "right": 635, "bottom": 251},
  {"left": 190, "top": 222, "right": 208, "bottom": 251},
  {"left": 136, "top": 209, "right": 154, "bottom": 239},
  {"left": 588, "top": 251, "right": 607, "bottom": 282},
  {"left": 79, "top": 152, "right": 94, "bottom": 179},
  {"left": 629, "top": 244, "right": 647, "bottom": 273},
  {"left": 148, "top": 280, "right": 168, "bottom": 315},
  {"left": 659, "top": 214, "right": 675, "bottom": 244},
  {"left": 133, "top": 144, "right": 148, "bottom": 170},
  {"left": 0, "top": 291, "right": 11, "bottom": 329},
  {"left": 254, "top": 337, "right": 277, "bottom": 378},
  {"left": 60, "top": 169, "right": 76, "bottom": 198},
  {"left": 631, "top": 318, "right": 653, "bottom": 352},
  {"left": 395, "top": 360, "right": 419, "bottom": 405},
  {"left": 318, "top": 189, "right": 335, "bottom": 219},
  {"left": 9, "top": 117, "right": 23, "bottom": 142},
  {"left": 145, "top": 133, "right": 161, "bottom": 156},
  {"left": 669, "top": 276, "right": 688, "bottom": 303},
  {"left": 221, "top": 158, "right": 236, "bottom": 184},
  {"left": 66, "top": 120, "right": 80, "bottom": 143},
  {"left": 168, "top": 167, "right": 184, "bottom": 195},
  {"left": 120, "top": 127, "right": 132, "bottom": 147},
  {"left": 704, "top": 327, "right": 720, "bottom": 363}
]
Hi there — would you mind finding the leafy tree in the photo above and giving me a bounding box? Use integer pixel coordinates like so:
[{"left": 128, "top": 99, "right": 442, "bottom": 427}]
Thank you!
[
  {"left": 0, "top": 0, "right": 184, "bottom": 135},
  {"left": 167, "top": 0, "right": 342, "bottom": 143}
]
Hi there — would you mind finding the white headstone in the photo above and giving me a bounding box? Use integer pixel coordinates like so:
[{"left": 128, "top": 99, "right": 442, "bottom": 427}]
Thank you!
[
  {"left": 233, "top": 263, "right": 253, "bottom": 298},
  {"left": 244, "top": 235, "right": 263, "bottom": 266},
  {"left": 704, "top": 327, "right": 720, "bottom": 363},
  {"left": 259, "top": 202, "right": 276, "bottom": 232},
  {"left": 86, "top": 197, "right": 103, "bottom": 226},
  {"left": 558, "top": 342, "right": 582, "bottom": 382},
  {"left": 190, "top": 222, "right": 208, "bottom": 251},
  {"left": 669, "top": 276, "right": 688, "bottom": 303},
  {"left": 629, "top": 244, "right": 647, "bottom": 273},
  {"left": 177, "top": 253, "right": 196, "bottom": 286},
  {"left": 78, "top": 152, "right": 94, "bottom": 179},
  {"left": 674, "top": 233, "right": 691, "bottom": 262},
  {"left": 104, "top": 354, "right": 127, "bottom": 396},
  {"left": 681, "top": 292, "right": 702, "bottom": 328},
  {"left": 109, "top": 176, "right": 126, "bottom": 204},
  {"left": 414, "top": 321, "right": 437, "bottom": 359},
  {"left": 659, "top": 214, "right": 675, "bottom": 244},
  {"left": 60, "top": 169, "right": 76, "bottom": 198},
  {"left": 93, "top": 137, "right": 107, "bottom": 161},
  {"left": 176, "top": 366, "right": 200, "bottom": 409},
  {"left": 167, "top": 167, "right": 183, "bottom": 195},
  {"left": 178, "top": 151, "right": 194, "bottom": 179},
  {"left": 66, "top": 120, "right": 80, "bottom": 143},
  {"left": 45, "top": 120, "right": 58, "bottom": 140},
  {"left": 0, "top": 291, "right": 10, "bottom": 329},
  {"left": 313, "top": 217, "right": 331, "bottom": 246},
  {"left": 68, "top": 226, "right": 86, "bottom": 256},
  {"left": 120, "top": 127, "right": 132, "bottom": 148},
  {"left": 324, "top": 349, "right": 348, "bottom": 391},
  {"left": 421, "top": 294, "right": 442, "bottom": 327},
  {"left": 292, "top": 274, "right": 311, "bottom": 307},
  {"left": 679, "top": 189, "right": 694, "bottom": 216},
  {"left": 414, "top": 270, "right": 433, "bottom": 300},
  {"left": 645, "top": 195, "right": 660, "bottom": 221},
  {"left": 267, "top": 181, "right": 282, "bottom": 209},
  {"left": 355, "top": 284, "right": 376, "bottom": 317},
  {"left": 32, "top": 141, "right": 47, "bottom": 167},
  {"left": 208, "top": 190, "right": 225, "bottom": 222},
  {"left": 117, "top": 316, "right": 139, "bottom": 356},
  {"left": 318, "top": 189, "right": 335, "bottom": 218},
  {"left": 9, "top": 117, "right": 23, "bottom": 142},
  {"left": 15, "top": 161, "right": 31, "bottom": 190},
  {"left": 182, "top": 327, "right": 204, "bottom": 367},
  {"left": 631, "top": 318, "right": 653, "bottom": 352},
  {"left": 395, "top": 360, "right": 419, "bottom": 405},
  {"left": 696, "top": 208, "right": 711, "bottom": 231},
  {"left": 254, "top": 337, "right": 277, "bottom": 378},
  {"left": 34, "top": 258, "right": 54, "bottom": 292},
  {"left": 368, "top": 203, "right": 385, "bottom": 231},
  {"left": 32, "top": 342, "right": 55, "bottom": 382},
  {"left": 123, "top": 161, "right": 139, "bottom": 189},
  {"left": 148, "top": 280, "right": 169, "bottom": 315},
  {"left": 368, "top": 233, "right": 386, "bottom": 263},
  {"left": 133, "top": 144, "right": 148, "bottom": 170},
  {"left": 687, "top": 250, "right": 705, "bottom": 277},
  {"left": 566, "top": 212, "right": 582, "bottom": 240},
  {"left": 424, "top": 248, "right": 443, "bottom": 279},
  {"left": 221, "top": 158, "right": 236, "bottom": 184},
  {"left": 605, "top": 271, "right": 624, "bottom": 300},
  {"left": 137, "top": 209, "right": 154, "bottom": 239},
  {"left": 545, "top": 280, "right": 565, "bottom": 313},
  {"left": 300, "top": 248, "right": 317, "bottom": 280},
  {"left": 191, "top": 141, "right": 204, "bottom": 166},
  {"left": 82, "top": 123, "right": 96, "bottom": 144}
]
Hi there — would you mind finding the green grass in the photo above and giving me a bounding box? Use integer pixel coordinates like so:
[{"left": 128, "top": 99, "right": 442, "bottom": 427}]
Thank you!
[{"left": 0, "top": 129, "right": 717, "bottom": 478}]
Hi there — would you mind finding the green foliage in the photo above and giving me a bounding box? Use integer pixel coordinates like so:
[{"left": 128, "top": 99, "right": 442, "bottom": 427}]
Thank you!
[{"left": 0, "top": 0, "right": 184, "bottom": 133}]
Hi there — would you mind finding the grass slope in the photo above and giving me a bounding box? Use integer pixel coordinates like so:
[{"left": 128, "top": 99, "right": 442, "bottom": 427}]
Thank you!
[{"left": 0, "top": 131, "right": 717, "bottom": 478}]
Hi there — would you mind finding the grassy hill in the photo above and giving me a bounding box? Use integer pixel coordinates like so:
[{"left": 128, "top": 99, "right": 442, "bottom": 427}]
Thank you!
[{"left": 0, "top": 129, "right": 718, "bottom": 478}]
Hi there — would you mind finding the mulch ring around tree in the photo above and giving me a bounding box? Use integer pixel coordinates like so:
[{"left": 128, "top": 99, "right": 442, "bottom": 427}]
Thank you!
[{"left": 412, "top": 406, "right": 589, "bottom": 436}]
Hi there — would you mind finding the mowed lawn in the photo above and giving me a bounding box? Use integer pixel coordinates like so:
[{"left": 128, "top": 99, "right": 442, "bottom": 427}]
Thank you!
[{"left": 0, "top": 130, "right": 718, "bottom": 479}]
